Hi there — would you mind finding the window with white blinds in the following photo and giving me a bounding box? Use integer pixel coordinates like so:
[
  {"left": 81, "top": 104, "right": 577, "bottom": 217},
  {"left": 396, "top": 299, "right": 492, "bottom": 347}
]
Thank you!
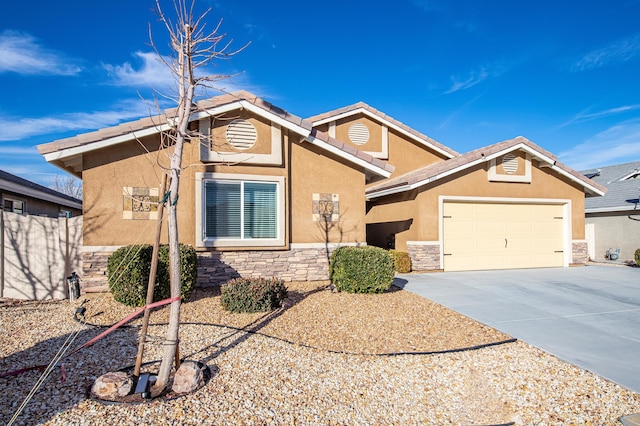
[{"left": 204, "top": 180, "right": 277, "bottom": 240}]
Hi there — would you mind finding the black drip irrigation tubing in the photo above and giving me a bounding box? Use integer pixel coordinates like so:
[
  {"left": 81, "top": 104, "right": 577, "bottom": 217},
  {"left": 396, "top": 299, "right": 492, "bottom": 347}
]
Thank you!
[{"left": 73, "top": 309, "right": 518, "bottom": 357}]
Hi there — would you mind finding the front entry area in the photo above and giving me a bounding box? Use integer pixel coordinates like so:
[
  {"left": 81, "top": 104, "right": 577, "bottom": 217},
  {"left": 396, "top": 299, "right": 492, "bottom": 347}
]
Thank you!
[{"left": 442, "top": 201, "right": 565, "bottom": 272}]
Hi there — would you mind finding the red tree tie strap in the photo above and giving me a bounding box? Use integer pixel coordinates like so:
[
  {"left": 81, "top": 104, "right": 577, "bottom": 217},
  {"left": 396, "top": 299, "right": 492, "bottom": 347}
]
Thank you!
[
  {"left": 67, "top": 296, "right": 181, "bottom": 356},
  {"left": 0, "top": 296, "right": 181, "bottom": 379},
  {"left": 0, "top": 365, "right": 46, "bottom": 378}
]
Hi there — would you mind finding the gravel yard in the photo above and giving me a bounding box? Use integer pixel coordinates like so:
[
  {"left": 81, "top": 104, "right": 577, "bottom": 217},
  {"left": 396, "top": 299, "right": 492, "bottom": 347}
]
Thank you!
[{"left": 1, "top": 281, "right": 639, "bottom": 425}]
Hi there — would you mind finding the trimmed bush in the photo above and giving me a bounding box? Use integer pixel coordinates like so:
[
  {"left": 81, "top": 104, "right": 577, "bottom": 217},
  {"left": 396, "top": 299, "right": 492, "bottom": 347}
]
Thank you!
[
  {"left": 390, "top": 250, "right": 412, "bottom": 273},
  {"left": 220, "top": 278, "right": 288, "bottom": 313},
  {"left": 329, "top": 246, "right": 394, "bottom": 294},
  {"left": 635, "top": 248, "right": 640, "bottom": 266},
  {"left": 158, "top": 244, "right": 198, "bottom": 302},
  {"left": 107, "top": 244, "right": 198, "bottom": 307}
]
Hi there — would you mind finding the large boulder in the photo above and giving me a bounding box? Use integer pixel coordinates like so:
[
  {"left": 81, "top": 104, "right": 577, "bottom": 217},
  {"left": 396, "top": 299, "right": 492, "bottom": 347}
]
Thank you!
[
  {"left": 171, "top": 361, "right": 205, "bottom": 394},
  {"left": 91, "top": 371, "right": 132, "bottom": 400}
]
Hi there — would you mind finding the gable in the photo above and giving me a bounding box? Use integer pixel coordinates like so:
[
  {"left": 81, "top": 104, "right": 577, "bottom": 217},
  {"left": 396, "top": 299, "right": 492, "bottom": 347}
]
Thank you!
[
  {"left": 199, "top": 108, "right": 284, "bottom": 166},
  {"left": 333, "top": 113, "right": 388, "bottom": 158},
  {"left": 309, "top": 103, "right": 458, "bottom": 162},
  {"left": 37, "top": 91, "right": 393, "bottom": 180},
  {"left": 366, "top": 137, "right": 606, "bottom": 199}
]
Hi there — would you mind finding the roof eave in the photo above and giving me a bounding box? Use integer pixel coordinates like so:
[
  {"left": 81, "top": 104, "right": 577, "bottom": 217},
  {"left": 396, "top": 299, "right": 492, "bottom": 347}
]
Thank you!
[
  {"left": 40, "top": 98, "right": 313, "bottom": 164},
  {"left": 305, "top": 134, "right": 392, "bottom": 179},
  {"left": 366, "top": 141, "right": 606, "bottom": 198},
  {"left": 586, "top": 206, "right": 639, "bottom": 213}
]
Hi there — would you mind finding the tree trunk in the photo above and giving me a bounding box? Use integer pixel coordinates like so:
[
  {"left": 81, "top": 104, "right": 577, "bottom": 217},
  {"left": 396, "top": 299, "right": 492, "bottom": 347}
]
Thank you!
[
  {"left": 153, "top": 22, "right": 196, "bottom": 391},
  {"left": 154, "top": 170, "right": 182, "bottom": 390}
]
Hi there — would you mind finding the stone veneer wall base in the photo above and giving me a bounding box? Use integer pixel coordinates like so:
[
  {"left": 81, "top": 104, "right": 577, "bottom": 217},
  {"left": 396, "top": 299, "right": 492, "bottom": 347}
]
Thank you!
[
  {"left": 82, "top": 247, "right": 337, "bottom": 292},
  {"left": 406, "top": 242, "right": 441, "bottom": 271},
  {"left": 571, "top": 240, "right": 589, "bottom": 266}
]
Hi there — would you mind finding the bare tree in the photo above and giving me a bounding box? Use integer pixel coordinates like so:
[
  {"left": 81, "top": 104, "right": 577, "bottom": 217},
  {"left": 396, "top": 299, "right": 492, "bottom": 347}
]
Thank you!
[
  {"left": 151, "top": 0, "right": 246, "bottom": 391},
  {"left": 51, "top": 174, "right": 82, "bottom": 200}
]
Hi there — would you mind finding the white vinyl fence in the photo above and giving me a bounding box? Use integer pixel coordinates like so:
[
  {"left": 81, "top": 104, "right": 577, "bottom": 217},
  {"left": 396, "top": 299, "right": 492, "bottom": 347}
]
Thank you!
[{"left": 0, "top": 211, "right": 82, "bottom": 300}]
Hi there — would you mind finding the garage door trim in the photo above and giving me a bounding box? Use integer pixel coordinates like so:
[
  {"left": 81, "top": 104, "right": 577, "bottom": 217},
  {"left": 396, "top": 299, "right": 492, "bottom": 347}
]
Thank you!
[{"left": 438, "top": 196, "right": 572, "bottom": 270}]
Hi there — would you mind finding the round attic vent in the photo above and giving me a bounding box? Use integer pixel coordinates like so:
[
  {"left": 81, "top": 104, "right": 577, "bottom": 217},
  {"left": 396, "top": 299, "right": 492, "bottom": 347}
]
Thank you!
[
  {"left": 502, "top": 154, "right": 519, "bottom": 174},
  {"left": 348, "top": 123, "right": 370, "bottom": 145},
  {"left": 226, "top": 119, "right": 257, "bottom": 150}
]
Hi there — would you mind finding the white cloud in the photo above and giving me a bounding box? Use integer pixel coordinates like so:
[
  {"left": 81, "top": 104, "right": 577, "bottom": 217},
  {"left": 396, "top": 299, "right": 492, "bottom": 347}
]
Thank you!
[
  {"left": 0, "top": 100, "right": 154, "bottom": 142},
  {"left": 573, "top": 33, "right": 640, "bottom": 71},
  {"left": 445, "top": 63, "right": 505, "bottom": 94},
  {"left": 104, "top": 51, "right": 175, "bottom": 90},
  {"left": 0, "top": 30, "right": 81, "bottom": 75},
  {"left": 559, "top": 119, "right": 640, "bottom": 170},
  {"left": 558, "top": 104, "right": 640, "bottom": 128},
  {"left": 103, "top": 51, "right": 247, "bottom": 96}
]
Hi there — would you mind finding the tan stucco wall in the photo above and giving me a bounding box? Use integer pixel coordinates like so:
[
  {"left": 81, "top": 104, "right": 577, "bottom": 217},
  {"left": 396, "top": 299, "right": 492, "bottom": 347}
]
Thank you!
[
  {"left": 290, "top": 141, "right": 366, "bottom": 244},
  {"left": 367, "top": 159, "right": 587, "bottom": 251},
  {"left": 83, "top": 135, "right": 174, "bottom": 247},
  {"left": 82, "top": 108, "right": 367, "bottom": 250},
  {"left": 385, "top": 130, "right": 448, "bottom": 178}
]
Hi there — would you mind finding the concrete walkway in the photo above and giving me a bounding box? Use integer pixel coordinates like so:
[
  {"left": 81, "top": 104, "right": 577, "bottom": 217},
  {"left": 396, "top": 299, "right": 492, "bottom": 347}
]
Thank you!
[{"left": 396, "top": 266, "right": 640, "bottom": 393}]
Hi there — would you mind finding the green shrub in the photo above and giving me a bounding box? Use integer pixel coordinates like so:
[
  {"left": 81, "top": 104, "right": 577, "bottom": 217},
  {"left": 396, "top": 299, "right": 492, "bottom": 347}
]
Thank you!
[
  {"left": 158, "top": 244, "right": 198, "bottom": 301},
  {"left": 635, "top": 248, "right": 640, "bottom": 266},
  {"left": 390, "top": 250, "right": 412, "bottom": 273},
  {"left": 107, "top": 244, "right": 198, "bottom": 307},
  {"left": 329, "top": 246, "right": 394, "bottom": 294},
  {"left": 220, "top": 278, "right": 288, "bottom": 313}
]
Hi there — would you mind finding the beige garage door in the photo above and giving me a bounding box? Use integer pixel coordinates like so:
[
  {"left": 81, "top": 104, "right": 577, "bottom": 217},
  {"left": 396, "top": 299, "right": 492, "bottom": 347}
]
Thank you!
[{"left": 442, "top": 201, "right": 565, "bottom": 272}]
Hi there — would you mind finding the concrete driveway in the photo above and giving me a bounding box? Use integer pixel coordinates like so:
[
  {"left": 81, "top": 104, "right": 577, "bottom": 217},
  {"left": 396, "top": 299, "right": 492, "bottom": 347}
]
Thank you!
[{"left": 396, "top": 266, "right": 640, "bottom": 393}]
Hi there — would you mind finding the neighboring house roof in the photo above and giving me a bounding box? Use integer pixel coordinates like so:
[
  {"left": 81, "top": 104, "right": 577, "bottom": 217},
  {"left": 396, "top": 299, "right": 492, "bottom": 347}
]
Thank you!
[
  {"left": 308, "top": 102, "right": 459, "bottom": 159},
  {"left": 37, "top": 91, "right": 394, "bottom": 179},
  {"left": 0, "top": 169, "right": 82, "bottom": 210},
  {"left": 581, "top": 160, "right": 640, "bottom": 213},
  {"left": 366, "top": 136, "right": 607, "bottom": 199}
]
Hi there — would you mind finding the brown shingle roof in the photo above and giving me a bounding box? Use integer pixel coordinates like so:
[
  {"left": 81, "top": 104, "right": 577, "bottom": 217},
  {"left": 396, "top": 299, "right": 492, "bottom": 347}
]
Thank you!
[
  {"left": 366, "top": 136, "right": 606, "bottom": 197},
  {"left": 308, "top": 102, "right": 459, "bottom": 158}
]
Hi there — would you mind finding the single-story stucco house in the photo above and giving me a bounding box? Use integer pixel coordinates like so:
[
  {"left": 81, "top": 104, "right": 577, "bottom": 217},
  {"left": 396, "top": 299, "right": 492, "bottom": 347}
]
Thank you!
[
  {"left": 37, "top": 91, "right": 605, "bottom": 292},
  {"left": 581, "top": 161, "right": 640, "bottom": 262}
]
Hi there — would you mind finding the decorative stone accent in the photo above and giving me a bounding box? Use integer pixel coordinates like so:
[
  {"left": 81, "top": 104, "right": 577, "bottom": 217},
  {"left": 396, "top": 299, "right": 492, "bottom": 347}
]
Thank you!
[
  {"left": 83, "top": 246, "right": 338, "bottom": 289},
  {"left": 197, "top": 247, "right": 335, "bottom": 286},
  {"left": 82, "top": 251, "right": 114, "bottom": 293},
  {"left": 91, "top": 371, "right": 132, "bottom": 400},
  {"left": 572, "top": 241, "right": 589, "bottom": 265},
  {"left": 407, "top": 242, "right": 441, "bottom": 271},
  {"left": 172, "top": 361, "right": 205, "bottom": 394}
]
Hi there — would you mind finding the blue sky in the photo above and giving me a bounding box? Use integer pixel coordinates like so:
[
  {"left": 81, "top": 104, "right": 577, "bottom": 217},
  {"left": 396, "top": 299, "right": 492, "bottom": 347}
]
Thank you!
[{"left": 1, "top": 0, "right": 640, "bottom": 187}]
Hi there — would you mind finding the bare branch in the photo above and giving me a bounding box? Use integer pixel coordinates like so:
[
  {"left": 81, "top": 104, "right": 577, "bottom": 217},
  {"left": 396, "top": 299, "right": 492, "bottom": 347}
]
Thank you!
[{"left": 50, "top": 174, "right": 83, "bottom": 200}]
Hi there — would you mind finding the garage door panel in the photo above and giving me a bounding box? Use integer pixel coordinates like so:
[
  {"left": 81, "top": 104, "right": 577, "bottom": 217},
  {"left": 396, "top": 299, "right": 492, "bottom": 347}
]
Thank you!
[
  {"left": 506, "top": 255, "right": 536, "bottom": 269},
  {"left": 479, "top": 221, "right": 507, "bottom": 234},
  {"left": 443, "top": 202, "right": 565, "bottom": 272}
]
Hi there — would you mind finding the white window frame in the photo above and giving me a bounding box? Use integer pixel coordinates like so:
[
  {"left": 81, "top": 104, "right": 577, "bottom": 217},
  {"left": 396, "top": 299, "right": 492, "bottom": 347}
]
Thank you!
[
  {"left": 3, "top": 198, "right": 25, "bottom": 214},
  {"left": 195, "top": 172, "right": 285, "bottom": 248}
]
